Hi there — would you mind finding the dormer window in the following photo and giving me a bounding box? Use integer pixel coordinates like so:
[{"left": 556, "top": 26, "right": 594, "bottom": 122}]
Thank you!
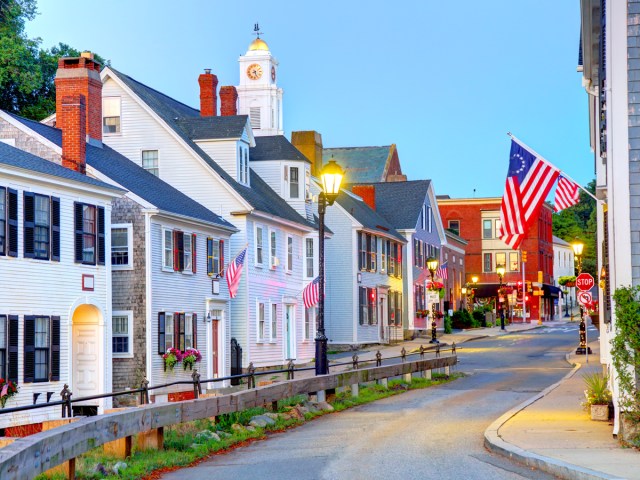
[
  {"left": 238, "top": 146, "right": 250, "bottom": 184},
  {"left": 289, "top": 167, "right": 299, "bottom": 198}
]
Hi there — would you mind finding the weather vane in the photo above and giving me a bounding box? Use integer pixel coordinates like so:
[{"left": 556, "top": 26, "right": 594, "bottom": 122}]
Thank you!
[{"left": 253, "top": 23, "right": 263, "bottom": 39}]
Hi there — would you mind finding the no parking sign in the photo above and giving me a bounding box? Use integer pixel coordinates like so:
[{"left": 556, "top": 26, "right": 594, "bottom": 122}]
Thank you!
[{"left": 577, "top": 291, "right": 592, "bottom": 306}]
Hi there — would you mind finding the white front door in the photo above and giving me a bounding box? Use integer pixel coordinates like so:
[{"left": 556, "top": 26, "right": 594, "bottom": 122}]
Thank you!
[
  {"left": 72, "top": 323, "right": 100, "bottom": 403},
  {"left": 285, "top": 304, "right": 295, "bottom": 360},
  {"left": 379, "top": 294, "right": 388, "bottom": 343}
]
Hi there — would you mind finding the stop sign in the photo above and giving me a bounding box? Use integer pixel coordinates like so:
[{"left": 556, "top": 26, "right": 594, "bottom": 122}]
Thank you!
[{"left": 576, "top": 273, "right": 595, "bottom": 292}]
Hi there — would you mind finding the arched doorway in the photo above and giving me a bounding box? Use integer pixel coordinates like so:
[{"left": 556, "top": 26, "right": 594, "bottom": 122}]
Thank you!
[{"left": 71, "top": 303, "right": 104, "bottom": 415}]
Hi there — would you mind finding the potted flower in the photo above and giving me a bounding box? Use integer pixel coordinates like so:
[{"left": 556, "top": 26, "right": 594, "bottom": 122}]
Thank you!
[
  {"left": 163, "top": 347, "right": 183, "bottom": 372},
  {"left": 0, "top": 378, "right": 18, "bottom": 408},
  {"left": 182, "top": 348, "right": 202, "bottom": 371},
  {"left": 584, "top": 300, "right": 600, "bottom": 332},
  {"left": 433, "top": 310, "right": 444, "bottom": 320},
  {"left": 559, "top": 275, "right": 577, "bottom": 288},
  {"left": 582, "top": 372, "right": 612, "bottom": 421}
]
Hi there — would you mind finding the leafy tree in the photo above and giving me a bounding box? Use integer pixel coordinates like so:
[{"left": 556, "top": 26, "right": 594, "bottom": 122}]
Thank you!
[
  {"left": 552, "top": 179, "right": 597, "bottom": 277},
  {"left": 0, "top": 0, "right": 108, "bottom": 120}
]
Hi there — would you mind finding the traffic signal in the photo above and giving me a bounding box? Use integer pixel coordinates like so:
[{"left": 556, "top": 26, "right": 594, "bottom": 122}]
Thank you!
[{"left": 522, "top": 250, "right": 527, "bottom": 263}]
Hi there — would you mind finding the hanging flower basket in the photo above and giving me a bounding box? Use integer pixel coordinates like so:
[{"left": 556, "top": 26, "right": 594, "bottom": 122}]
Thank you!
[
  {"left": 182, "top": 348, "right": 202, "bottom": 371},
  {"left": 163, "top": 348, "right": 183, "bottom": 372},
  {"left": 0, "top": 378, "right": 18, "bottom": 408},
  {"left": 427, "top": 281, "right": 444, "bottom": 292}
]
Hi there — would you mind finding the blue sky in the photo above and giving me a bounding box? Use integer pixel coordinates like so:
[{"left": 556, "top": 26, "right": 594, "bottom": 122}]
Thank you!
[{"left": 27, "top": 1, "right": 591, "bottom": 198}]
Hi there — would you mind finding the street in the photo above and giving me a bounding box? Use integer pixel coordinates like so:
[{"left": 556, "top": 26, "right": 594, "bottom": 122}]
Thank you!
[{"left": 162, "top": 324, "right": 586, "bottom": 480}]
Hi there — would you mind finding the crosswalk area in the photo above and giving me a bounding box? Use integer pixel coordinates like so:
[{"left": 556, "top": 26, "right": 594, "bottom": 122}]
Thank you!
[{"left": 525, "top": 325, "right": 597, "bottom": 334}]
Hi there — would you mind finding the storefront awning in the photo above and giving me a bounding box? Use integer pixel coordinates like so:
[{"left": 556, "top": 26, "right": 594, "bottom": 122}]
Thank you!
[{"left": 543, "top": 284, "right": 562, "bottom": 298}]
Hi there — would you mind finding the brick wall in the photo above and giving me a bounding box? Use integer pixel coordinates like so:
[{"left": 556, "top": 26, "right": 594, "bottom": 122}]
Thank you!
[{"left": 111, "top": 197, "right": 147, "bottom": 405}]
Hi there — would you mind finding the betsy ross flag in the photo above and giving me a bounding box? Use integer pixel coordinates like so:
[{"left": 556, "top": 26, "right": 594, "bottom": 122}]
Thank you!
[
  {"left": 499, "top": 139, "right": 560, "bottom": 249},
  {"left": 554, "top": 176, "right": 580, "bottom": 212},
  {"left": 436, "top": 261, "right": 448, "bottom": 280},
  {"left": 303, "top": 276, "right": 321, "bottom": 309},
  {"left": 225, "top": 247, "right": 247, "bottom": 299}
]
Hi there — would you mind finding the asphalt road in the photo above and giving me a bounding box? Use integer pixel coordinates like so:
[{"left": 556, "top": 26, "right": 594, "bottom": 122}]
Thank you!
[{"left": 162, "top": 324, "right": 586, "bottom": 480}]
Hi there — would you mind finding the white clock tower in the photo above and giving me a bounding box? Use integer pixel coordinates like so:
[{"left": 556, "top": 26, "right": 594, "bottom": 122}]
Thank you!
[{"left": 237, "top": 33, "right": 283, "bottom": 137}]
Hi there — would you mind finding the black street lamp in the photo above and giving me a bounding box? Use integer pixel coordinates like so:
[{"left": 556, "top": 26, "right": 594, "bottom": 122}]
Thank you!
[
  {"left": 572, "top": 240, "right": 592, "bottom": 355},
  {"left": 462, "top": 275, "right": 478, "bottom": 313},
  {"left": 426, "top": 256, "right": 439, "bottom": 344},
  {"left": 315, "top": 159, "right": 344, "bottom": 375},
  {"left": 496, "top": 264, "right": 506, "bottom": 331}
]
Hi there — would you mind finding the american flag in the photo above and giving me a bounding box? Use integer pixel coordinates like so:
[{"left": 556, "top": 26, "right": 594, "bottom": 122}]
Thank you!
[
  {"left": 303, "top": 276, "right": 321, "bottom": 309},
  {"left": 0, "top": 383, "right": 8, "bottom": 398},
  {"left": 435, "top": 261, "right": 448, "bottom": 280},
  {"left": 499, "top": 139, "right": 560, "bottom": 249},
  {"left": 554, "top": 176, "right": 580, "bottom": 212},
  {"left": 225, "top": 247, "right": 247, "bottom": 299}
]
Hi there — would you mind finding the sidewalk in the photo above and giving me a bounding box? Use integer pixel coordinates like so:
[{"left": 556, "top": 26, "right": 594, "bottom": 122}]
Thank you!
[{"left": 484, "top": 335, "right": 640, "bottom": 480}]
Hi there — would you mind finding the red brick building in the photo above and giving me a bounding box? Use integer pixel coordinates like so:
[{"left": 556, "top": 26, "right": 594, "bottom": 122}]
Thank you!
[{"left": 437, "top": 196, "right": 557, "bottom": 322}]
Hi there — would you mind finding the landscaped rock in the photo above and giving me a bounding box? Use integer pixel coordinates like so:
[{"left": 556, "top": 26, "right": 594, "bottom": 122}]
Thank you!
[
  {"left": 304, "top": 402, "right": 320, "bottom": 413},
  {"left": 283, "top": 405, "right": 306, "bottom": 421},
  {"left": 112, "top": 461, "right": 127, "bottom": 475},
  {"left": 217, "top": 431, "right": 232, "bottom": 438},
  {"left": 231, "top": 423, "right": 245, "bottom": 432},
  {"left": 246, "top": 425, "right": 257, "bottom": 432},
  {"left": 94, "top": 463, "right": 108, "bottom": 476},
  {"left": 264, "top": 412, "right": 279, "bottom": 420},
  {"left": 316, "top": 401, "right": 334, "bottom": 412},
  {"left": 249, "top": 414, "right": 277, "bottom": 427},
  {"left": 195, "top": 430, "right": 220, "bottom": 442}
]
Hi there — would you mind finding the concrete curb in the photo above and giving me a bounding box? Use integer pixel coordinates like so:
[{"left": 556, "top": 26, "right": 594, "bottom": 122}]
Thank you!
[{"left": 483, "top": 356, "right": 625, "bottom": 480}]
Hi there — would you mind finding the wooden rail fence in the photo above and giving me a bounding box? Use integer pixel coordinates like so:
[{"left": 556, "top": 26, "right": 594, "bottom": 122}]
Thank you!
[{"left": 0, "top": 355, "right": 457, "bottom": 480}]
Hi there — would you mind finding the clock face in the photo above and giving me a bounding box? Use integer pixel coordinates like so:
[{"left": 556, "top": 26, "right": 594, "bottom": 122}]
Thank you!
[
  {"left": 271, "top": 66, "right": 276, "bottom": 81},
  {"left": 247, "top": 63, "right": 263, "bottom": 80}
]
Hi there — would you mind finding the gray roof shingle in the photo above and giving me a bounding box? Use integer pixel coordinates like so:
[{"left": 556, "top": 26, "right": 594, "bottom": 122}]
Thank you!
[
  {"left": 108, "top": 68, "right": 316, "bottom": 230},
  {"left": 176, "top": 116, "right": 249, "bottom": 140},
  {"left": 350, "top": 180, "right": 432, "bottom": 231},
  {"left": 336, "top": 191, "right": 406, "bottom": 242},
  {"left": 323, "top": 146, "right": 391, "bottom": 184},
  {"left": 250, "top": 136, "right": 309, "bottom": 162},
  {"left": 6, "top": 113, "right": 235, "bottom": 229},
  {"left": 0, "top": 141, "right": 121, "bottom": 192}
]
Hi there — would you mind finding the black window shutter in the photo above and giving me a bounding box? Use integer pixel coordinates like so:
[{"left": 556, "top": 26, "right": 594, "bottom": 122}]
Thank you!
[
  {"left": 74, "top": 203, "right": 84, "bottom": 263},
  {"left": 8, "top": 189, "right": 18, "bottom": 257},
  {"left": 24, "top": 316, "right": 35, "bottom": 383},
  {"left": 192, "top": 313, "right": 197, "bottom": 349},
  {"left": 219, "top": 239, "right": 224, "bottom": 276},
  {"left": 51, "top": 197, "right": 60, "bottom": 261},
  {"left": 97, "top": 206, "right": 105, "bottom": 265},
  {"left": 207, "top": 237, "right": 213, "bottom": 276},
  {"left": 192, "top": 234, "right": 197, "bottom": 274},
  {"left": 158, "top": 312, "right": 166, "bottom": 354},
  {"left": 358, "top": 287, "right": 364, "bottom": 325},
  {"left": 51, "top": 316, "right": 60, "bottom": 381},
  {"left": 8, "top": 315, "right": 18, "bottom": 383},
  {"left": 177, "top": 233, "right": 185, "bottom": 271},
  {"left": 23, "top": 192, "right": 35, "bottom": 258},
  {"left": 357, "top": 233, "right": 362, "bottom": 270},
  {"left": 178, "top": 313, "right": 185, "bottom": 351}
]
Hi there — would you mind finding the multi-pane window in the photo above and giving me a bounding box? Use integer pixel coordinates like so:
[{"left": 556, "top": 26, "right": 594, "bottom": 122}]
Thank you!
[
  {"left": 103, "top": 97, "right": 121, "bottom": 134},
  {"left": 207, "top": 238, "right": 224, "bottom": 277},
  {"left": 163, "top": 229, "right": 173, "bottom": 269},
  {"left": 495, "top": 252, "right": 506, "bottom": 269},
  {"left": 304, "top": 307, "right": 315, "bottom": 340},
  {"left": 256, "top": 226, "right": 264, "bottom": 265},
  {"left": 0, "top": 315, "right": 5, "bottom": 379},
  {"left": 112, "top": 314, "right": 131, "bottom": 356},
  {"left": 33, "top": 195, "right": 50, "bottom": 259},
  {"left": 369, "top": 235, "right": 377, "bottom": 272},
  {"left": 164, "top": 313, "right": 174, "bottom": 351},
  {"left": 270, "top": 230, "right": 277, "bottom": 268},
  {"left": 482, "top": 219, "right": 493, "bottom": 239},
  {"left": 258, "top": 302, "right": 265, "bottom": 341},
  {"left": 381, "top": 239, "right": 386, "bottom": 272},
  {"left": 24, "top": 193, "right": 59, "bottom": 261},
  {"left": 495, "top": 219, "right": 502, "bottom": 236},
  {"left": 80, "top": 204, "right": 96, "bottom": 263},
  {"left": 289, "top": 167, "right": 299, "bottom": 198},
  {"left": 448, "top": 220, "right": 460, "bottom": 236},
  {"left": 271, "top": 303, "right": 277, "bottom": 340},
  {"left": 111, "top": 226, "right": 130, "bottom": 266},
  {"left": 184, "top": 314, "right": 194, "bottom": 349},
  {"left": 483, "top": 253, "right": 492, "bottom": 272},
  {"left": 34, "top": 316, "right": 49, "bottom": 382},
  {"left": 421, "top": 205, "right": 426, "bottom": 230},
  {"left": 244, "top": 149, "right": 249, "bottom": 183},
  {"left": 389, "top": 291, "right": 402, "bottom": 327},
  {"left": 358, "top": 232, "right": 367, "bottom": 270},
  {"left": 287, "top": 236, "right": 293, "bottom": 272},
  {"left": 239, "top": 147, "right": 249, "bottom": 184},
  {"left": 142, "top": 150, "right": 159, "bottom": 176},
  {"left": 509, "top": 252, "right": 519, "bottom": 271},
  {"left": 158, "top": 312, "right": 197, "bottom": 354},
  {"left": 358, "top": 287, "right": 377, "bottom": 325},
  {"left": 358, "top": 232, "right": 378, "bottom": 272},
  {"left": 427, "top": 206, "right": 433, "bottom": 233},
  {"left": 183, "top": 234, "right": 192, "bottom": 272},
  {"left": 305, "top": 238, "right": 314, "bottom": 277}
]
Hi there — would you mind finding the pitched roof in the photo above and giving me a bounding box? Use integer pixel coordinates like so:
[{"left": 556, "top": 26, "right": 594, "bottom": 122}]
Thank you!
[
  {"left": 323, "top": 146, "right": 392, "bottom": 184},
  {"left": 175, "top": 116, "right": 249, "bottom": 140},
  {"left": 250, "top": 135, "right": 309, "bottom": 162},
  {"left": 350, "top": 180, "right": 432, "bottom": 231},
  {"left": 0, "top": 141, "right": 120, "bottom": 192},
  {"left": 6, "top": 113, "right": 235, "bottom": 229},
  {"left": 553, "top": 235, "right": 572, "bottom": 247},
  {"left": 336, "top": 190, "right": 406, "bottom": 242},
  {"left": 107, "top": 68, "right": 316, "bottom": 230}
]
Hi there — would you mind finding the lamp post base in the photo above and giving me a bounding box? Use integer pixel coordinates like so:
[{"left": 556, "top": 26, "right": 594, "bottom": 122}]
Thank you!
[
  {"left": 315, "top": 336, "right": 329, "bottom": 375},
  {"left": 576, "top": 346, "right": 593, "bottom": 355}
]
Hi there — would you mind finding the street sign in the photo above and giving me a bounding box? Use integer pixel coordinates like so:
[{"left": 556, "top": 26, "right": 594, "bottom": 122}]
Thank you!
[
  {"left": 577, "top": 291, "right": 592, "bottom": 306},
  {"left": 576, "top": 273, "right": 595, "bottom": 292}
]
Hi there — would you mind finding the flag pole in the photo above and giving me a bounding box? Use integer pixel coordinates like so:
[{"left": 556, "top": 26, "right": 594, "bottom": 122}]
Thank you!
[{"left": 507, "top": 132, "right": 601, "bottom": 204}]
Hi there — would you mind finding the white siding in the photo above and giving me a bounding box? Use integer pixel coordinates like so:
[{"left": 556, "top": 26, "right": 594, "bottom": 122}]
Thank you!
[
  {"left": 195, "top": 139, "right": 241, "bottom": 181},
  {"left": 250, "top": 161, "right": 310, "bottom": 218}
]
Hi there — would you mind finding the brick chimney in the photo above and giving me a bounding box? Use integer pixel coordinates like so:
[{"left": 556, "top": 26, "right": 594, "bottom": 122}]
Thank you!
[
  {"left": 198, "top": 69, "right": 218, "bottom": 117},
  {"left": 219, "top": 86, "right": 238, "bottom": 116},
  {"left": 351, "top": 185, "right": 376, "bottom": 210},
  {"left": 60, "top": 95, "right": 86, "bottom": 174},
  {"left": 54, "top": 52, "right": 102, "bottom": 142},
  {"left": 291, "top": 131, "right": 323, "bottom": 177}
]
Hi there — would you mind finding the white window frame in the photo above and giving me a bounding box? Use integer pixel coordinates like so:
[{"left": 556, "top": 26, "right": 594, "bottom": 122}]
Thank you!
[
  {"left": 269, "top": 228, "right": 277, "bottom": 269},
  {"left": 304, "top": 306, "right": 316, "bottom": 341},
  {"left": 255, "top": 225, "right": 264, "bottom": 267},
  {"left": 111, "top": 223, "right": 133, "bottom": 270},
  {"left": 183, "top": 233, "right": 193, "bottom": 274},
  {"left": 427, "top": 206, "right": 433, "bottom": 233},
  {"left": 270, "top": 302, "right": 278, "bottom": 342},
  {"left": 257, "top": 301, "right": 266, "bottom": 342},
  {"left": 102, "top": 96, "right": 121, "bottom": 135},
  {"left": 162, "top": 228, "right": 173, "bottom": 271},
  {"left": 184, "top": 313, "right": 194, "bottom": 349},
  {"left": 112, "top": 310, "right": 134, "bottom": 358},
  {"left": 305, "top": 238, "right": 314, "bottom": 278},
  {"left": 421, "top": 204, "right": 426, "bottom": 230},
  {"left": 165, "top": 313, "right": 174, "bottom": 351},
  {"left": 141, "top": 149, "right": 159, "bottom": 176},
  {"left": 289, "top": 166, "right": 300, "bottom": 199},
  {"left": 286, "top": 235, "right": 293, "bottom": 273}
]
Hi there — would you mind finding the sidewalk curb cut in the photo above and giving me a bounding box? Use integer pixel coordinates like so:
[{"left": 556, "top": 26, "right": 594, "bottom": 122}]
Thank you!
[{"left": 483, "top": 358, "right": 624, "bottom": 480}]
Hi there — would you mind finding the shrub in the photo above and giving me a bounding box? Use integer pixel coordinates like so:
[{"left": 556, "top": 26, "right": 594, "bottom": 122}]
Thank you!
[
  {"left": 444, "top": 315, "right": 452, "bottom": 334},
  {"left": 451, "top": 309, "right": 474, "bottom": 329},
  {"left": 472, "top": 309, "right": 485, "bottom": 327}
]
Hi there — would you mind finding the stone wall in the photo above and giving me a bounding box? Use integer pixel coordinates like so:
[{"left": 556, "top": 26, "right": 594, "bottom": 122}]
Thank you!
[{"left": 0, "top": 118, "right": 62, "bottom": 164}]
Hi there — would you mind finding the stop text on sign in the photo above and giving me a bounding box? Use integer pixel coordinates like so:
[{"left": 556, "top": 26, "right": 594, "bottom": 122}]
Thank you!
[{"left": 576, "top": 273, "right": 595, "bottom": 292}]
